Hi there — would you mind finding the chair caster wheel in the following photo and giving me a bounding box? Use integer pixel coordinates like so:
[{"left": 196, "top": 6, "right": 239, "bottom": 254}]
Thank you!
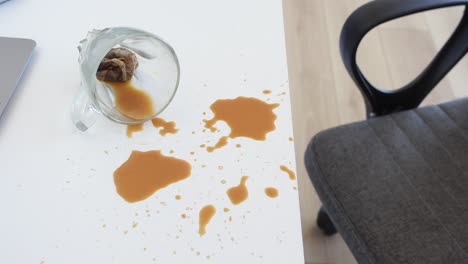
[{"left": 317, "top": 207, "right": 337, "bottom": 236}]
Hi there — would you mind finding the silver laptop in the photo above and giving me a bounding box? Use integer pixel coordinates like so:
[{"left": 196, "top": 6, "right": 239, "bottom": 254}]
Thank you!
[{"left": 0, "top": 37, "right": 35, "bottom": 117}]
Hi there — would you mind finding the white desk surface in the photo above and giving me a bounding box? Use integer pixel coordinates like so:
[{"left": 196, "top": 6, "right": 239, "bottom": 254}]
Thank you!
[{"left": 0, "top": 0, "right": 304, "bottom": 263}]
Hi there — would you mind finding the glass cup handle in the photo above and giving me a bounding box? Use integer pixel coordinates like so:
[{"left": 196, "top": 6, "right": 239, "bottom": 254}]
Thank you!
[{"left": 71, "top": 83, "right": 99, "bottom": 131}]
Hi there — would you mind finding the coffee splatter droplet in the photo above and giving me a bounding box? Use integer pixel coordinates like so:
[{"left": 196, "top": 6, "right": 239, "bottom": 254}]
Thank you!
[
  {"left": 127, "top": 124, "right": 144, "bottom": 138},
  {"left": 227, "top": 176, "right": 249, "bottom": 205},
  {"left": 265, "top": 187, "right": 279, "bottom": 198},
  {"left": 151, "top": 118, "right": 178, "bottom": 136},
  {"left": 207, "top": 136, "right": 229, "bottom": 153},
  {"left": 280, "top": 165, "right": 296, "bottom": 180},
  {"left": 199, "top": 205, "right": 216, "bottom": 236}
]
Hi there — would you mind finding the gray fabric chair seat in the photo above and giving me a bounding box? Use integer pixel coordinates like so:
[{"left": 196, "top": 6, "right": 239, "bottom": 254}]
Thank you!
[{"left": 305, "top": 98, "right": 468, "bottom": 264}]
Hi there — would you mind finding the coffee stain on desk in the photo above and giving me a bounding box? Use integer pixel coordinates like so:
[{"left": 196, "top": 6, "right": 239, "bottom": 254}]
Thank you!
[
  {"left": 207, "top": 136, "right": 229, "bottom": 152},
  {"left": 126, "top": 123, "right": 144, "bottom": 138},
  {"left": 280, "top": 165, "right": 296, "bottom": 180},
  {"left": 112, "top": 94, "right": 291, "bottom": 236},
  {"left": 114, "top": 151, "right": 191, "bottom": 203},
  {"left": 105, "top": 80, "right": 155, "bottom": 120},
  {"left": 151, "top": 117, "right": 178, "bottom": 136},
  {"left": 204, "top": 97, "right": 278, "bottom": 140},
  {"left": 227, "top": 176, "right": 249, "bottom": 205},
  {"left": 199, "top": 205, "right": 216, "bottom": 236},
  {"left": 265, "top": 187, "right": 279, "bottom": 198},
  {"left": 203, "top": 97, "right": 279, "bottom": 152}
]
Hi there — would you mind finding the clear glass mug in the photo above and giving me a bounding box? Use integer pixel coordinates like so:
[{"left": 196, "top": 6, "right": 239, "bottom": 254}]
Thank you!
[{"left": 72, "top": 27, "right": 180, "bottom": 131}]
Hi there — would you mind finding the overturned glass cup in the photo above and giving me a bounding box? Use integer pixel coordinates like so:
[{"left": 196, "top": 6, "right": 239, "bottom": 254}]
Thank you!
[{"left": 72, "top": 27, "right": 180, "bottom": 131}]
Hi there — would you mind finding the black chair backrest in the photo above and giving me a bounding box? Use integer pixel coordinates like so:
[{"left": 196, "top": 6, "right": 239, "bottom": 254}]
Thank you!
[{"left": 340, "top": 0, "right": 468, "bottom": 117}]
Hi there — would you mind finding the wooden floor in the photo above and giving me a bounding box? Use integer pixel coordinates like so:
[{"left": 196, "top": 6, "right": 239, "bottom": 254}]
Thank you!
[{"left": 282, "top": 1, "right": 468, "bottom": 263}]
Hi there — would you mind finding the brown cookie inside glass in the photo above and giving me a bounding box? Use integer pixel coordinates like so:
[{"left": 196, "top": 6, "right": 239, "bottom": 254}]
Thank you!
[{"left": 96, "top": 48, "right": 139, "bottom": 82}]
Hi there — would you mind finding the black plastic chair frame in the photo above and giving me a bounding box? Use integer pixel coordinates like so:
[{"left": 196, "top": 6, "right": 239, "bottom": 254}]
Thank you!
[
  {"left": 340, "top": 0, "right": 468, "bottom": 117},
  {"left": 317, "top": 0, "right": 468, "bottom": 236}
]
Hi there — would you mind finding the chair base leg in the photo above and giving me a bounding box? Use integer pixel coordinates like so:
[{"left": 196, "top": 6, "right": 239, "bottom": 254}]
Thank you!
[{"left": 317, "top": 207, "right": 337, "bottom": 236}]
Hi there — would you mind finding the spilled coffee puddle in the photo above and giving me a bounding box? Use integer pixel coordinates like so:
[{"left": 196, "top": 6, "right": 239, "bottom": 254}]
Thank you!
[
  {"left": 126, "top": 124, "right": 144, "bottom": 138},
  {"left": 114, "top": 151, "right": 191, "bottom": 203},
  {"left": 151, "top": 118, "right": 179, "bottom": 136},
  {"left": 280, "top": 165, "right": 296, "bottom": 180},
  {"left": 227, "top": 176, "right": 249, "bottom": 205},
  {"left": 199, "top": 205, "right": 216, "bottom": 236},
  {"left": 265, "top": 187, "right": 279, "bottom": 198},
  {"left": 105, "top": 81, "right": 155, "bottom": 120},
  {"left": 203, "top": 97, "right": 279, "bottom": 151}
]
